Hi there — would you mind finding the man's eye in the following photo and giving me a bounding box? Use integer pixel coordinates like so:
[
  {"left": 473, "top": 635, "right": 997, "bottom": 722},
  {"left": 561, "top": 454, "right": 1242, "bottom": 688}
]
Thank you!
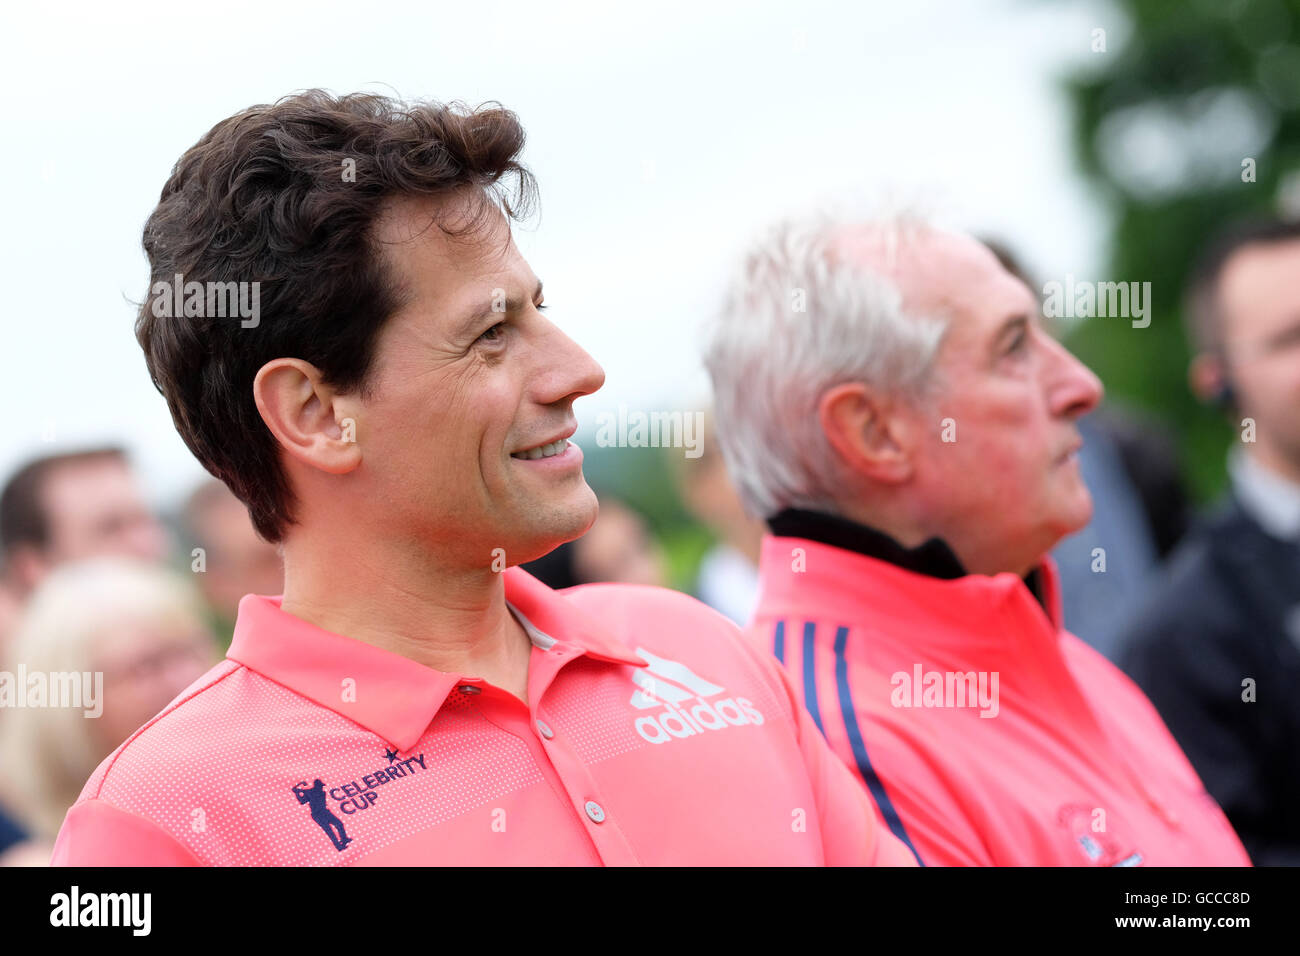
[
  {"left": 478, "top": 322, "right": 506, "bottom": 343},
  {"left": 1007, "top": 330, "right": 1028, "bottom": 354},
  {"left": 1266, "top": 324, "right": 1300, "bottom": 352}
]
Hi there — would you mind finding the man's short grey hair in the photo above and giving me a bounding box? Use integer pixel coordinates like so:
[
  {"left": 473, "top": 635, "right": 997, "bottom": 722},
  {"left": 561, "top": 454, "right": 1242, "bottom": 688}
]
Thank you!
[{"left": 702, "top": 211, "right": 950, "bottom": 520}]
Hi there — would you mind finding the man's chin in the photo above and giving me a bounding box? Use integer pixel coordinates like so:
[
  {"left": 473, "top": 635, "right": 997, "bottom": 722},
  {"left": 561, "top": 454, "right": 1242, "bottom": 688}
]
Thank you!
[
  {"left": 506, "top": 490, "right": 599, "bottom": 565},
  {"left": 1054, "top": 485, "right": 1095, "bottom": 538}
]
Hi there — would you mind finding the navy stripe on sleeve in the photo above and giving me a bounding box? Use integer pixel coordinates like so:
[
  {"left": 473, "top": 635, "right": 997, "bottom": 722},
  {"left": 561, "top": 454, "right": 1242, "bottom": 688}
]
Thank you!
[
  {"left": 831, "top": 624, "right": 925, "bottom": 866},
  {"left": 801, "top": 621, "right": 826, "bottom": 738}
]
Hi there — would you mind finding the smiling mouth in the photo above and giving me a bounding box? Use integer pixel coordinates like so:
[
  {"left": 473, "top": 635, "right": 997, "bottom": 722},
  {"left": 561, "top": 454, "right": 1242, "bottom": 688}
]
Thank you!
[{"left": 510, "top": 439, "right": 571, "bottom": 461}]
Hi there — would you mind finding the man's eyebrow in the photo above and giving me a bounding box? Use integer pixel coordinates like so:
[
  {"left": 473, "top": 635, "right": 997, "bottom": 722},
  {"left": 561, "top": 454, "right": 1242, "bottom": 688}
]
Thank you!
[{"left": 454, "top": 280, "right": 545, "bottom": 335}]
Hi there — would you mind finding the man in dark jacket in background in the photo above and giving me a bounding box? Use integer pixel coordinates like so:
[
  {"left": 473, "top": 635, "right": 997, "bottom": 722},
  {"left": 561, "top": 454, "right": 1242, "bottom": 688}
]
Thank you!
[{"left": 1119, "top": 217, "right": 1300, "bottom": 865}]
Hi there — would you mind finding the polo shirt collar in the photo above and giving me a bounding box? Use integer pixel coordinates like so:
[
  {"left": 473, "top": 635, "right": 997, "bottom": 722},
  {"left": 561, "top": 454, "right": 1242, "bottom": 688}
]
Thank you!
[{"left": 226, "top": 566, "right": 646, "bottom": 752}]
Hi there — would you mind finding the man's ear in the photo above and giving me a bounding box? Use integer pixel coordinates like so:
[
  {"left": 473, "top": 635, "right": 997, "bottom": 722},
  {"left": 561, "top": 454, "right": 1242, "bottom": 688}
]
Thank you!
[
  {"left": 818, "top": 382, "right": 913, "bottom": 484},
  {"left": 1188, "top": 351, "right": 1227, "bottom": 405},
  {"left": 8, "top": 544, "right": 52, "bottom": 594},
  {"left": 253, "top": 359, "right": 364, "bottom": 476}
]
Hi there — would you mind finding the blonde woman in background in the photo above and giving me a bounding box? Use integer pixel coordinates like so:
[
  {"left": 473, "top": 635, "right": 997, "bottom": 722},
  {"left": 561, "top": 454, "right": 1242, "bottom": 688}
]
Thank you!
[{"left": 0, "top": 558, "right": 217, "bottom": 865}]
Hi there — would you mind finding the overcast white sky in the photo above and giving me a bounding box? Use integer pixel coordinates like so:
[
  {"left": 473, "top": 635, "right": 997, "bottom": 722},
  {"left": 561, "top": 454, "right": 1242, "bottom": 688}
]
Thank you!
[{"left": 0, "top": 0, "right": 1114, "bottom": 512}]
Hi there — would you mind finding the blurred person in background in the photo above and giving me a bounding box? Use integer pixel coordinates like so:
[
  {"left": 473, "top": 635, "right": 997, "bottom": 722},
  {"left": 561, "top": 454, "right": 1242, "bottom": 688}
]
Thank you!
[
  {"left": 523, "top": 495, "right": 667, "bottom": 590},
  {"left": 0, "top": 448, "right": 168, "bottom": 592},
  {"left": 982, "top": 239, "right": 1191, "bottom": 661},
  {"left": 180, "top": 478, "right": 284, "bottom": 645},
  {"left": 0, "top": 558, "right": 217, "bottom": 865},
  {"left": 675, "top": 414, "right": 763, "bottom": 626},
  {"left": 0, "top": 446, "right": 169, "bottom": 857},
  {"left": 704, "top": 210, "right": 1250, "bottom": 866},
  {"left": 1118, "top": 217, "right": 1300, "bottom": 865},
  {"left": 0, "top": 447, "right": 168, "bottom": 646}
]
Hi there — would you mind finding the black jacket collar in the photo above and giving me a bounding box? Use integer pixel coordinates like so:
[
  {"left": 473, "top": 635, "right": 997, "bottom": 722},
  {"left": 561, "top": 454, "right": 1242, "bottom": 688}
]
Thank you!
[
  {"left": 766, "top": 507, "right": 1048, "bottom": 605},
  {"left": 766, "top": 507, "right": 968, "bottom": 580}
]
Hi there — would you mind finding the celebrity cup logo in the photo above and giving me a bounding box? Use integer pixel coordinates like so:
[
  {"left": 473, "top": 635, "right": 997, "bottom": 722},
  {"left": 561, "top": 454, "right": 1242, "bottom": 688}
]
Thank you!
[{"left": 292, "top": 748, "right": 428, "bottom": 851}]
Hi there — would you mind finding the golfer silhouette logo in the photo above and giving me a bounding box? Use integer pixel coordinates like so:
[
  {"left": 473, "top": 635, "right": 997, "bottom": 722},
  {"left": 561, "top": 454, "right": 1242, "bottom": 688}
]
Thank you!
[{"left": 293, "top": 779, "right": 352, "bottom": 851}]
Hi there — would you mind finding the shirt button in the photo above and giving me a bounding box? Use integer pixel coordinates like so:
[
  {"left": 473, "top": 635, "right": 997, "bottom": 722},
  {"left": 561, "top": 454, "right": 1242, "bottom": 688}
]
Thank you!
[
  {"left": 458, "top": 685, "right": 482, "bottom": 695},
  {"left": 584, "top": 800, "right": 606, "bottom": 824},
  {"left": 536, "top": 719, "right": 554, "bottom": 739}
]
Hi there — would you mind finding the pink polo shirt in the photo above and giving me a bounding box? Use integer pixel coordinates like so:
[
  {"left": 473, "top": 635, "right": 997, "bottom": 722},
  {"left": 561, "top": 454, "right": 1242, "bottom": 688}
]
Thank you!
[
  {"left": 51, "top": 567, "right": 914, "bottom": 866},
  {"left": 747, "top": 531, "right": 1252, "bottom": 867}
]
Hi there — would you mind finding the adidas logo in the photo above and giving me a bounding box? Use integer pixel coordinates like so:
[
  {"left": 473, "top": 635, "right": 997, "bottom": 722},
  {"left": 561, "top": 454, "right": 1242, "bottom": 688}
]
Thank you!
[{"left": 629, "top": 647, "right": 764, "bottom": 745}]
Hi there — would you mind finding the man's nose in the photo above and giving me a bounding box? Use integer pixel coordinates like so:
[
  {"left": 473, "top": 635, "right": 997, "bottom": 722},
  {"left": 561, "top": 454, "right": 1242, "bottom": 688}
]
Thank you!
[
  {"left": 126, "top": 516, "right": 169, "bottom": 563},
  {"left": 1044, "top": 335, "right": 1103, "bottom": 419},
  {"left": 538, "top": 321, "right": 605, "bottom": 405}
]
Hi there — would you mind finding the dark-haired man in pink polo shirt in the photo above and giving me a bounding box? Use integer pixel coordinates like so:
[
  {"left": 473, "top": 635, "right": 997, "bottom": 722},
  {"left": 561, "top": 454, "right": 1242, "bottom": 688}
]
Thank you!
[{"left": 50, "top": 91, "right": 913, "bottom": 866}]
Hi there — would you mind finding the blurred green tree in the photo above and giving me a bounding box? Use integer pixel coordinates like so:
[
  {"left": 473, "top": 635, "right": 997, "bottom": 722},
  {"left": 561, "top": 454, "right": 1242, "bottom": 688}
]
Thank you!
[{"left": 1063, "top": 0, "right": 1300, "bottom": 501}]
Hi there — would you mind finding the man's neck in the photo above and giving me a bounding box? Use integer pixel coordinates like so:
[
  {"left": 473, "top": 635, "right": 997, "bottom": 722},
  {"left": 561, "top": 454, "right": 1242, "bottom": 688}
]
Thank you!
[
  {"left": 277, "top": 529, "right": 533, "bottom": 704},
  {"left": 1229, "top": 445, "right": 1300, "bottom": 541}
]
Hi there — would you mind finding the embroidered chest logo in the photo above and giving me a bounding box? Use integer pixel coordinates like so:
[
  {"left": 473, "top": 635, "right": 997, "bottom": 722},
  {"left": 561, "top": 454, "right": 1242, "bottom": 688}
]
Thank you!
[
  {"left": 292, "top": 748, "right": 428, "bottom": 851},
  {"left": 1057, "top": 803, "right": 1143, "bottom": 867},
  {"left": 629, "top": 647, "right": 764, "bottom": 745}
]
